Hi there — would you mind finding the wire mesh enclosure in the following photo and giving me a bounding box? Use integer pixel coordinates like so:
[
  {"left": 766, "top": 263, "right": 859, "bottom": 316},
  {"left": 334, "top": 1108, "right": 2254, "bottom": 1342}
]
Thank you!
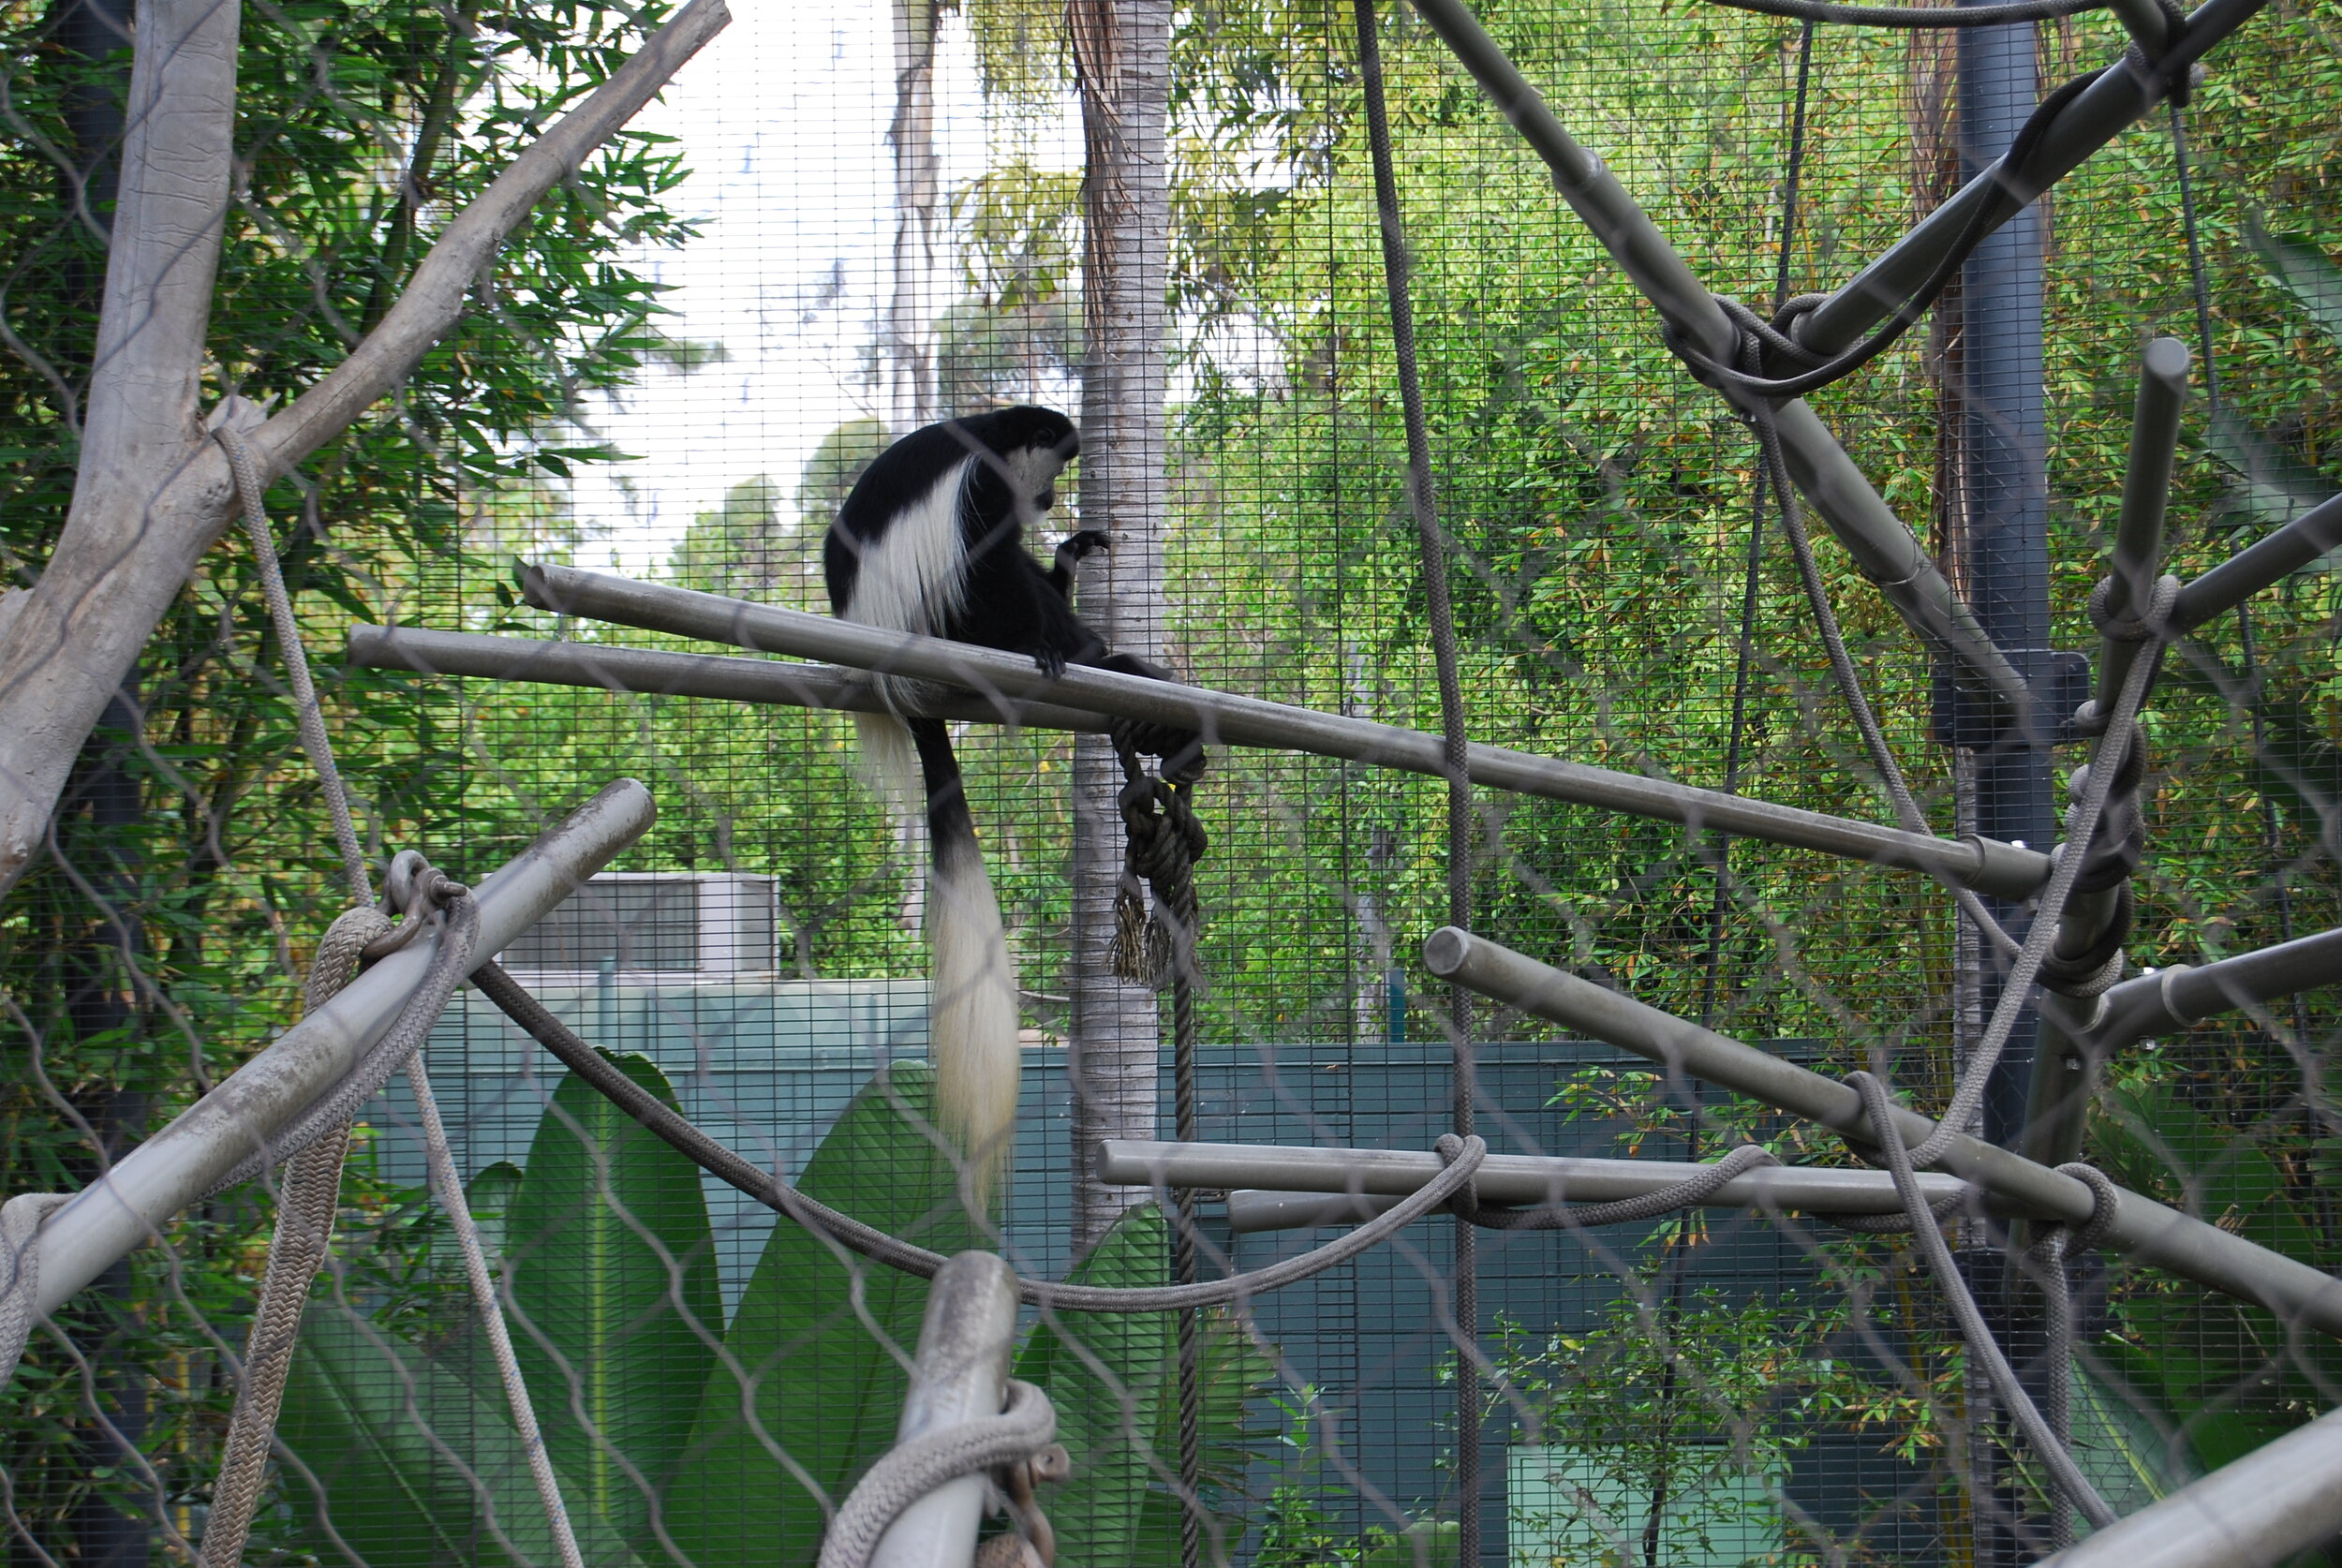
[{"left": 0, "top": 0, "right": 2337, "bottom": 1564}]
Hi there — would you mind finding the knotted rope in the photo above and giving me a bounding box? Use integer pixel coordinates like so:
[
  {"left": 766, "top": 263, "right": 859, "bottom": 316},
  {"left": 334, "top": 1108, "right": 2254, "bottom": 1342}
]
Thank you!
[
  {"left": 818, "top": 1380, "right": 1060, "bottom": 1568},
  {"left": 1107, "top": 727, "right": 1208, "bottom": 992},
  {"left": 198, "top": 422, "right": 583, "bottom": 1568}
]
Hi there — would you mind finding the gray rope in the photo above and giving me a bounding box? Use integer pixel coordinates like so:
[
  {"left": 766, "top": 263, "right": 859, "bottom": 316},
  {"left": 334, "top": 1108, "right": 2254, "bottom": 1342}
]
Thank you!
[
  {"left": 1847, "top": 1071, "right": 2118, "bottom": 1531},
  {"left": 200, "top": 886, "right": 479, "bottom": 1199},
  {"left": 215, "top": 424, "right": 370, "bottom": 908},
  {"left": 1745, "top": 353, "right": 2022, "bottom": 962},
  {"left": 472, "top": 960, "right": 1489, "bottom": 1311},
  {"left": 0, "top": 1193, "right": 72, "bottom": 1388},
  {"left": 1453, "top": 1142, "right": 1780, "bottom": 1229},
  {"left": 1906, "top": 576, "right": 2177, "bottom": 1169},
  {"left": 2023, "top": 1161, "right": 2122, "bottom": 1552},
  {"left": 818, "top": 1380, "right": 1058, "bottom": 1568},
  {"left": 202, "top": 903, "right": 393, "bottom": 1568},
  {"left": 1353, "top": 6, "right": 1483, "bottom": 1557}
]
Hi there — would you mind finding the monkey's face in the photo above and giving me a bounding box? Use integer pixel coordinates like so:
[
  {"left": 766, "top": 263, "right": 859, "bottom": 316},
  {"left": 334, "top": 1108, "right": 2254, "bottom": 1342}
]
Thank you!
[{"left": 1005, "top": 441, "right": 1072, "bottom": 520}]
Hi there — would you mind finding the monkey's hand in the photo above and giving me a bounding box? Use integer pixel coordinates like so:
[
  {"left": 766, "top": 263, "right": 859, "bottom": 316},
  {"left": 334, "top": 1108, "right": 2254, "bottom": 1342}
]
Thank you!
[
  {"left": 1033, "top": 647, "right": 1069, "bottom": 679},
  {"left": 1054, "top": 529, "right": 1110, "bottom": 573}
]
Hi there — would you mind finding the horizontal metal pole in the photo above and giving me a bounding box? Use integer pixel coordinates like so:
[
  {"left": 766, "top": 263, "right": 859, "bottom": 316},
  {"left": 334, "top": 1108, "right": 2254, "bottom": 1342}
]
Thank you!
[
  {"left": 346, "top": 623, "right": 1113, "bottom": 733},
  {"left": 870, "top": 1251, "right": 1019, "bottom": 1568},
  {"left": 30, "top": 779, "right": 656, "bottom": 1316},
  {"left": 1799, "top": 0, "right": 2269, "bottom": 357},
  {"left": 2049, "top": 925, "right": 2342, "bottom": 1055},
  {"left": 1404, "top": 0, "right": 2031, "bottom": 717},
  {"left": 1095, "top": 1140, "right": 1976, "bottom": 1229},
  {"left": 2172, "top": 490, "right": 2342, "bottom": 633},
  {"left": 2034, "top": 1401, "right": 2342, "bottom": 1568},
  {"left": 521, "top": 562, "right": 2052, "bottom": 899},
  {"left": 1423, "top": 926, "right": 2342, "bottom": 1338}
]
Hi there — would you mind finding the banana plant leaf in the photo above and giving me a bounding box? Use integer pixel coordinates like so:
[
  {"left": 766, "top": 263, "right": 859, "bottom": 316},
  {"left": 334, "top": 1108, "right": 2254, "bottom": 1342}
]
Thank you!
[
  {"left": 277, "top": 1299, "right": 645, "bottom": 1568},
  {"left": 661, "top": 1061, "right": 978, "bottom": 1568},
  {"left": 505, "top": 1050, "right": 723, "bottom": 1549}
]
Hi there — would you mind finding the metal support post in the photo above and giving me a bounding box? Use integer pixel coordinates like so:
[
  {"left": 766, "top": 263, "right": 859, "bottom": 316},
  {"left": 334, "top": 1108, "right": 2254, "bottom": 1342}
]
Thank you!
[
  {"left": 24, "top": 779, "right": 657, "bottom": 1317},
  {"left": 1419, "top": 926, "right": 2342, "bottom": 1339},
  {"left": 513, "top": 564, "right": 2053, "bottom": 898},
  {"left": 869, "top": 1251, "right": 1021, "bottom": 1568}
]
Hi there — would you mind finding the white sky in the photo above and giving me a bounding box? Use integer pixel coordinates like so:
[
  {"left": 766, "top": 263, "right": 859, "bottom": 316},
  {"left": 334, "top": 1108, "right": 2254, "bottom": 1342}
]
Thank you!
[{"left": 564, "top": 4, "right": 1083, "bottom": 574}]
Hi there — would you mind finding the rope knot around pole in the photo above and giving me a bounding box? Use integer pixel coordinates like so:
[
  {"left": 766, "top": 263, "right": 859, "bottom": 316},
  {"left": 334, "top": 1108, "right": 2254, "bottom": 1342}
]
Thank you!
[
  {"left": 819, "top": 1379, "right": 1062, "bottom": 1568},
  {"left": 1109, "top": 725, "right": 1208, "bottom": 991}
]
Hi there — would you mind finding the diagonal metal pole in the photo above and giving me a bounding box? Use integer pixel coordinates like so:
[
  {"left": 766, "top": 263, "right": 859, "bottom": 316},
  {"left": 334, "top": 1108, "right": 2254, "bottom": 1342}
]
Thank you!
[{"left": 1403, "top": 0, "right": 2032, "bottom": 722}]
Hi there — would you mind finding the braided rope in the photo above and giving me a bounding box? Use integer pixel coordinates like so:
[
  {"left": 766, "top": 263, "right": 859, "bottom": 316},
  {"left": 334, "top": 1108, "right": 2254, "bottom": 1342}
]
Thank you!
[
  {"left": 817, "top": 1380, "right": 1058, "bottom": 1568},
  {"left": 1452, "top": 1142, "right": 1781, "bottom": 1230},
  {"left": 1848, "top": 1072, "right": 2118, "bottom": 1531},
  {"left": 0, "top": 1194, "right": 73, "bottom": 1388}
]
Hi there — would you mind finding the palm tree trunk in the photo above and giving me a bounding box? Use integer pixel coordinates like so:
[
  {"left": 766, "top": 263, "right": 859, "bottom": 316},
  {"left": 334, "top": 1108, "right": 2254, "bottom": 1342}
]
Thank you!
[
  {"left": 886, "top": 0, "right": 941, "bottom": 434},
  {"left": 1067, "top": 0, "right": 1172, "bottom": 1255}
]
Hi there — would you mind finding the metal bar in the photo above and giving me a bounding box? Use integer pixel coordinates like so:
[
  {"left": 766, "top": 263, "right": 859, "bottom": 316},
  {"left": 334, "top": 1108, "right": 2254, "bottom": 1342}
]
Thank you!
[
  {"left": 2032, "top": 1401, "right": 2342, "bottom": 1568},
  {"left": 2172, "top": 489, "right": 2342, "bottom": 633},
  {"left": 1095, "top": 1139, "right": 1976, "bottom": 1224},
  {"left": 869, "top": 1250, "right": 1020, "bottom": 1568},
  {"left": 520, "top": 562, "right": 2053, "bottom": 899},
  {"left": 346, "top": 623, "right": 1112, "bottom": 733},
  {"left": 28, "top": 779, "right": 657, "bottom": 1316},
  {"left": 2096, "top": 337, "right": 2192, "bottom": 721},
  {"left": 1797, "top": 0, "right": 2269, "bottom": 357},
  {"left": 1403, "top": 0, "right": 2032, "bottom": 717},
  {"left": 2046, "top": 925, "right": 2342, "bottom": 1054},
  {"left": 1422, "top": 925, "right": 2342, "bottom": 1337}
]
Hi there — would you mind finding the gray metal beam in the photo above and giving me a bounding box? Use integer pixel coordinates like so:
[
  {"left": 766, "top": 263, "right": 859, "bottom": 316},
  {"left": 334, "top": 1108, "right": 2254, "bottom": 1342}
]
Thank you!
[
  {"left": 1095, "top": 1139, "right": 1977, "bottom": 1227},
  {"left": 27, "top": 779, "right": 657, "bottom": 1317},
  {"left": 868, "top": 1251, "right": 1020, "bottom": 1568},
  {"left": 2043, "top": 925, "right": 2342, "bottom": 1056},
  {"left": 2095, "top": 338, "right": 2191, "bottom": 725},
  {"left": 2031, "top": 1400, "right": 2342, "bottom": 1568},
  {"left": 518, "top": 562, "right": 2052, "bottom": 899},
  {"left": 1422, "top": 925, "right": 2342, "bottom": 1337},
  {"left": 2172, "top": 489, "right": 2342, "bottom": 633},
  {"left": 346, "top": 623, "right": 1112, "bottom": 733},
  {"left": 1797, "top": 0, "right": 2271, "bottom": 357},
  {"left": 1405, "top": 0, "right": 2032, "bottom": 717}
]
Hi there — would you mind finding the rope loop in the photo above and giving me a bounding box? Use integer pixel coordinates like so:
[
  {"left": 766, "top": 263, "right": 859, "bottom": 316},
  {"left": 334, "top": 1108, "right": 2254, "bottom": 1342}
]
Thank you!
[
  {"left": 2086, "top": 570, "right": 2183, "bottom": 644},
  {"left": 819, "top": 1380, "right": 1060, "bottom": 1568},
  {"left": 1448, "top": 1141, "right": 1781, "bottom": 1231},
  {"left": 1109, "top": 725, "right": 1208, "bottom": 990}
]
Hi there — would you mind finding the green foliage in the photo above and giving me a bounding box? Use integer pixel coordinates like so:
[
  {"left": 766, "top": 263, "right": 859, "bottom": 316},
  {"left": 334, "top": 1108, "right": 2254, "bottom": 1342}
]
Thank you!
[
  {"left": 279, "top": 1301, "right": 646, "bottom": 1568},
  {"left": 666, "top": 1061, "right": 977, "bottom": 1568},
  {"left": 505, "top": 1050, "right": 722, "bottom": 1548}
]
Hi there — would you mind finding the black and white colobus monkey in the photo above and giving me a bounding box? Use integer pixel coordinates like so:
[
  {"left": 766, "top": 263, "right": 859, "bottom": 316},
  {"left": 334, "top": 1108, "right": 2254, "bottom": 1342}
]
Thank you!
[{"left": 823, "top": 406, "right": 1198, "bottom": 1200}]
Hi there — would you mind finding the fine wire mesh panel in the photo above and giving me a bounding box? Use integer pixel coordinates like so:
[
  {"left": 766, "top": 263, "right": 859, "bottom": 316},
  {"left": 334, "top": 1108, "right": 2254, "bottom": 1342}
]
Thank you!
[{"left": 0, "top": 0, "right": 2335, "bottom": 1566}]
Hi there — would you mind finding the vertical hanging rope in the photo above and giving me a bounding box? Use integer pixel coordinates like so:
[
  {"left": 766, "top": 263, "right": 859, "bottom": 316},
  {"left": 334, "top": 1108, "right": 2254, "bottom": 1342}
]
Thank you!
[
  {"left": 1353, "top": 3, "right": 1481, "bottom": 1555},
  {"left": 202, "top": 429, "right": 584, "bottom": 1568},
  {"left": 1108, "top": 733, "right": 1209, "bottom": 1568}
]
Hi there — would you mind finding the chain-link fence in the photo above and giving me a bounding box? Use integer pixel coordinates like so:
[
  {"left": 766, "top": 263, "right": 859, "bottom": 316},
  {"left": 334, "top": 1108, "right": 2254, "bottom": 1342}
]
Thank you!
[{"left": 1, "top": 0, "right": 2337, "bottom": 1563}]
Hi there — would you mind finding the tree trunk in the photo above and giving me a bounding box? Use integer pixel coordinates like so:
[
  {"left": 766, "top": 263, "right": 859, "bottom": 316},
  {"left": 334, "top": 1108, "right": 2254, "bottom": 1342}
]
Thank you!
[
  {"left": 885, "top": 0, "right": 940, "bottom": 434},
  {"left": 1067, "top": 0, "right": 1172, "bottom": 1256},
  {"left": 0, "top": 0, "right": 729, "bottom": 910}
]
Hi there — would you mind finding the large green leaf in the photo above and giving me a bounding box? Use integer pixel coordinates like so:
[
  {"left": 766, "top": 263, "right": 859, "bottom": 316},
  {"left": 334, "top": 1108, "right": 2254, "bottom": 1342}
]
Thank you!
[
  {"left": 2246, "top": 218, "right": 2342, "bottom": 352},
  {"left": 278, "top": 1300, "right": 644, "bottom": 1568},
  {"left": 662, "top": 1063, "right": 976, "bottom": 1568},
  {"left": 1017, "top": 1206, "right": 1175, "bottom": 1568},
  {"left": 505, "top": 1050, "right": 722, "bottom": 1550}
]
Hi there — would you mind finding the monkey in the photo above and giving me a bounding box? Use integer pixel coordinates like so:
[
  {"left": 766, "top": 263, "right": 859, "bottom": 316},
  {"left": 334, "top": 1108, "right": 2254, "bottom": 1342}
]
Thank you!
[{"left": 823, "top": 406, "right": 1199, "bottom": 1205}]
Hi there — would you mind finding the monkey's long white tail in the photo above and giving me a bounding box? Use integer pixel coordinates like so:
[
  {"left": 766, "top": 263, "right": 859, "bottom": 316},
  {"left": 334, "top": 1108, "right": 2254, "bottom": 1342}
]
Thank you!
[
  {"left": 853, "top": 712, "right": 1020, "bottom": 1208},
  {"left": 927, "top": 829, "right": 1021, "bottom": 1207}
]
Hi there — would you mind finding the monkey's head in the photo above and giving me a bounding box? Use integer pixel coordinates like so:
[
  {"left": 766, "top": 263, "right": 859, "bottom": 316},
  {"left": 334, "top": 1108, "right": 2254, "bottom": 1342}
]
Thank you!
[{"left": 962, "top": 405, "right": 1078, "bottom": 519}]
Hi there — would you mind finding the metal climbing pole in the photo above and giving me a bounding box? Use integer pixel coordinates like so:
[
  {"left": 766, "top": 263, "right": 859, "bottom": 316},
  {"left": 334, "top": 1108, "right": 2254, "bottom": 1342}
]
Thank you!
[{"left": 1952, "top": 7, "right": 2054, "bottom": 1561}]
